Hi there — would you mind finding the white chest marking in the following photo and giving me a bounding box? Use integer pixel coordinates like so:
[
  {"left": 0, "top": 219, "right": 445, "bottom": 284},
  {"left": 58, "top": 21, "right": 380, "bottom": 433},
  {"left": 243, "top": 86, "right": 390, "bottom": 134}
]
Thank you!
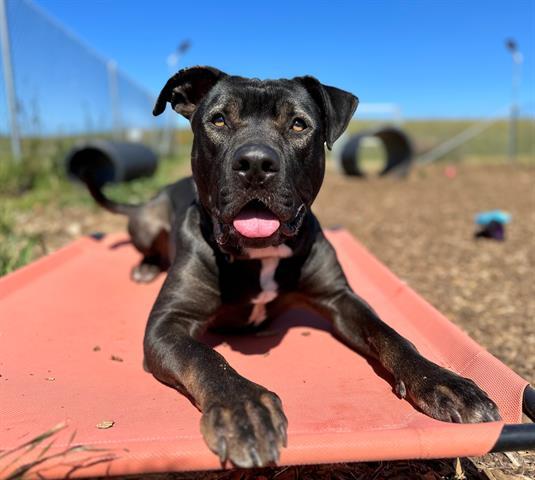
[{"left": 246, "top": 245, "right": 292, "bottom": 325}]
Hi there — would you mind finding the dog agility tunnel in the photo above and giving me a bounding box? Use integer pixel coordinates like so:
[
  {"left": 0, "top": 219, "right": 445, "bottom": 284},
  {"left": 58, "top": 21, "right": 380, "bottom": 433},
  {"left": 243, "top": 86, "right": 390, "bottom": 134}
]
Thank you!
[
  {"left": 1, "top": 229, "right": 534, "bottom": 478},
  {"left": 338, "top": 126, "right": 413, "bottom": 177},
  {"left": 65, "top": 140, "right": 158, "bottom": 185}
]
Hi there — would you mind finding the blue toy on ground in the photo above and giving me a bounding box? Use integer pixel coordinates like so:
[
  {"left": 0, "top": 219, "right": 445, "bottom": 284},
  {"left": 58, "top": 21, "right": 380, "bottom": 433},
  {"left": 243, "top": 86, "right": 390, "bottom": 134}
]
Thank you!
[{"left": 474, "top": 210, "right": 511, "bottom": 241}]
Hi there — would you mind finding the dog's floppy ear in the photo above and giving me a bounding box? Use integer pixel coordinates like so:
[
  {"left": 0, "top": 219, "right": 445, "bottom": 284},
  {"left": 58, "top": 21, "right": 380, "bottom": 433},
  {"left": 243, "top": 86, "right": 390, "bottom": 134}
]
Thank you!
[
  {"left": 153, "top": 66, "right": 227, "bottom": 118},
  {"left": 295, "top": 76, "right": 358, "bottom": 150}
]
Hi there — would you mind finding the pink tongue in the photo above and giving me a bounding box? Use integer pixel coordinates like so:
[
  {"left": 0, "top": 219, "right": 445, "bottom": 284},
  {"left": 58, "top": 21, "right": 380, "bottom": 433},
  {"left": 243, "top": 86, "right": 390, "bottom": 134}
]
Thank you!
[{"left": 233, "top": 207, "right": 280, "bottom": 238}]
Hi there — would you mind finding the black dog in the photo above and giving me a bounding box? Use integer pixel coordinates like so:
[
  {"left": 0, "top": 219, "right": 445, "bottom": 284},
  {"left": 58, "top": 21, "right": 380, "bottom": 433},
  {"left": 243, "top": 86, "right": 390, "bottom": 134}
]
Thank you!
[{"left": 85, "top": 66, "right": 500, "bottom": 468}]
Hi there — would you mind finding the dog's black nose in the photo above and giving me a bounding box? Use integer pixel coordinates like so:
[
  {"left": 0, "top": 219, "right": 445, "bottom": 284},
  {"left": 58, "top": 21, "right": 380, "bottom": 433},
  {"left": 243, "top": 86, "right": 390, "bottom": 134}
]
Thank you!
[{"left": 232, "top": 144, "right": 280, "bottom": 185}]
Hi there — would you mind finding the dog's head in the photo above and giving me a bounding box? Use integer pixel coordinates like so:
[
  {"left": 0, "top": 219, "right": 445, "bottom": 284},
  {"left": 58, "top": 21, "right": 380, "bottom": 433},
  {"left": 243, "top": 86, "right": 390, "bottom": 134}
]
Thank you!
[{"left": 154, "top": 66, "right": 357, "bottom": 253}]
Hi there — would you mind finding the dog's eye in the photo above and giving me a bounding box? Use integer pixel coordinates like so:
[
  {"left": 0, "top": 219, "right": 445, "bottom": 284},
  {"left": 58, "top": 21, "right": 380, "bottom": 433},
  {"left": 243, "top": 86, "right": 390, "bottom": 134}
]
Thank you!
[
  {"left": 211, "top": 114, "right": 226, "bottom": 128},
  {"left": 291, "top": 118, "right": 307, "bottom": 132}
]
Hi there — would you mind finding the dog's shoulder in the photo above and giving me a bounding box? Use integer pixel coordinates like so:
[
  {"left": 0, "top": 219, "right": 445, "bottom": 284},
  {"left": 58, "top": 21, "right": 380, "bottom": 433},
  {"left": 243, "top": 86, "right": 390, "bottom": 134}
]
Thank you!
[{"left": 165, "top": 176, "right": 197, "bottom": 209}]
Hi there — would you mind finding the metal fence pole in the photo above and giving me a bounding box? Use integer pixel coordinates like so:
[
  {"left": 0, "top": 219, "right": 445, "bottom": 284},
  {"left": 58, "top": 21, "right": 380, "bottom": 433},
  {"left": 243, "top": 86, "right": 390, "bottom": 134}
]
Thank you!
[
  {"left": 506, "top": 39, "right": 523, "bottom": 163},
  {"left": 509, "top": 104, "right": 517, "bottom": 163},
  {"left": 0, "top": 0, "right": 22, "bottom": 161},
  {"left": 107, "top": 59, "right": 121, "bottom": 140},
  {"left": 508, "top": 56, "right": 522, "bottom": 163}
]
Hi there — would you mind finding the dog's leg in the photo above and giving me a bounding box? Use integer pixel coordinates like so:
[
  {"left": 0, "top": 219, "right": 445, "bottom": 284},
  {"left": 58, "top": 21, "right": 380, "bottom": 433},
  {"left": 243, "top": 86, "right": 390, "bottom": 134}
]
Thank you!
[
  {"left": 300, "top": 232, "right": 501, "bottom": 423},
  {"left": 127, "top": 193, "right": 173, "bottom": 283},
  {"left": 143, "top": 244, "right": 287, "bottom": 467},
  {"left": 130, "top": 229, "right": 171, "bottom": 283}
]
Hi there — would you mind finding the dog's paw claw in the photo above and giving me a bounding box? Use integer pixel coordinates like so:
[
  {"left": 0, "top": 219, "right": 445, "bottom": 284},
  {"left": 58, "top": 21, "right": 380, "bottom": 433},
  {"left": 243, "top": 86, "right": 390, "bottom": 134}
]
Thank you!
[
  {"left": 248, "top": 446, "right": 262, "bottom": 467},
  {"left": 394, "top": 379, "right": 407, "bottom": 399},
  {"left": 269, "top": 442, "right": 280, "bottom": 463},
  {"left": 217, "top": 436, "right": 228, "bottom": 464},
  {"left": 200, "top": 388, "right": 287, "bottom": 468},
  {"left": 278, "top": 423, "right": 288, "bottom": 448}
]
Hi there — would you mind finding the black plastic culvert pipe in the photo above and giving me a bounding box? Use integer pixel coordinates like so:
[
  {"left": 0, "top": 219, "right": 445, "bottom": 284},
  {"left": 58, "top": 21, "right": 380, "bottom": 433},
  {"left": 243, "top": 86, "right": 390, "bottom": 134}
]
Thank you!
[
  {"left": 65, "top": 140, "right": 158, "bottom": 186},
  {"left": 339, "top": 126, "right": 413, "bottom": 178}
]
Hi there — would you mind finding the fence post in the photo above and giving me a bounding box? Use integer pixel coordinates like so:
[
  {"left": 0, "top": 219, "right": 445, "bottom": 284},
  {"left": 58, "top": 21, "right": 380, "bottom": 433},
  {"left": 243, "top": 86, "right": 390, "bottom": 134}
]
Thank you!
[
  {"left": 0, "top": 0, "right": 22, "bottom": 161},
  {"left": 107, "top": 59, "right": 121, "bottom": 140}
]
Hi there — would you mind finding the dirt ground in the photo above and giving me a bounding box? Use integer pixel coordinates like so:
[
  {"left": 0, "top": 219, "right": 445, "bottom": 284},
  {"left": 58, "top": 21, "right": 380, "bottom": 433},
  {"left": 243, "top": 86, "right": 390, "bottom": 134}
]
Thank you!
[
  {"left": 13, "top": 162, "right": 535, "bottom": 479},
  {"left": 316, "top": 163, "right": 535, "bottom": 386}
]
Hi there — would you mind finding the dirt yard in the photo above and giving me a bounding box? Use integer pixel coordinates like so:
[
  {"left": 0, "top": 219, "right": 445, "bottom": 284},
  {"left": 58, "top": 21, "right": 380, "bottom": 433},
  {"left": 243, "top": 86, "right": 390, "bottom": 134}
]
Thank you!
[
  {"left": 316, "top": 163, "right": 534, "bottom": 386},
  {"left": 11, "top": 162, "right": 535, "bottom": 479}
]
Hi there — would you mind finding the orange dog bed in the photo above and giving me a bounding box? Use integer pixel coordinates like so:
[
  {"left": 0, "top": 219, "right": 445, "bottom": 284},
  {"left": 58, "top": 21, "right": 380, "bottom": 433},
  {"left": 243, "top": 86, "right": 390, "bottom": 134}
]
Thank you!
[{"left": 1, "top": 230, "right": 533, "bottom": 479}]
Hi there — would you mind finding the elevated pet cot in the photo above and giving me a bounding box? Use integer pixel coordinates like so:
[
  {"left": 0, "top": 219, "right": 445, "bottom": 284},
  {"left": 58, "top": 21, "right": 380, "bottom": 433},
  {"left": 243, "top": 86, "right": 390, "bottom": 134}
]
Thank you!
[{"left": 1, "top": 230, "right": 533, "bottom": 479}]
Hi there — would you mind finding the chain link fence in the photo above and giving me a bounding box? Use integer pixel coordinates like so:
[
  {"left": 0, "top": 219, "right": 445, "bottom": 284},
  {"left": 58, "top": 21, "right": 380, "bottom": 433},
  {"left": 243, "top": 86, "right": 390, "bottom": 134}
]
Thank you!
[
  {"left": 1, "top": 0, "right": 533, "bottom": 169},
  {"left": 0, "top": 0, "right": 170, "bottom": 164}
]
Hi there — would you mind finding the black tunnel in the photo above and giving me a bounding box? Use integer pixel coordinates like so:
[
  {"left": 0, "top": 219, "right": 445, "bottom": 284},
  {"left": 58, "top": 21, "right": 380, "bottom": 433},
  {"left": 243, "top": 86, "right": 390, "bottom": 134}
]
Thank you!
[
  {"left": 338, "top": 126, "right": 413, "bottom": 177},
  {"left": 65, "top": 140, "right": 158, "bottom": 186}
]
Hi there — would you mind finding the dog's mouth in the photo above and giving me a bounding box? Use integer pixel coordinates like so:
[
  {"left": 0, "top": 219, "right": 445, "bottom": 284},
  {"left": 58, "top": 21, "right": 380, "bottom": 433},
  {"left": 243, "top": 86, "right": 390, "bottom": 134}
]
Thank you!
[
  {"left": 214, "top": 199, "right": 306, "bottom": 248},
  {"left": 232, "top": 200, "right": 281, "bottom": 239}
]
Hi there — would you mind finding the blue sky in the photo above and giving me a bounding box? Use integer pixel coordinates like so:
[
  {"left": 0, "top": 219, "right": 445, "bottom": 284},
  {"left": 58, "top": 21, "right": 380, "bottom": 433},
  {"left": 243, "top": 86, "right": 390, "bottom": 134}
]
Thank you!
[{"left": 28, "top": 0, "right": 535, "bottom": 119}]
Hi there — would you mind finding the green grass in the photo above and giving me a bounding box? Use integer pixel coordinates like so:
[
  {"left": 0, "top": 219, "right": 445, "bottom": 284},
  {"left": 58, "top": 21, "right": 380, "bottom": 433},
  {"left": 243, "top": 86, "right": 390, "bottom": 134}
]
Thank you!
[
  {"left": 1, "top": 151, "right": 190, "bottom": 211},
  {"left": 0, "top": 205, "right": 42, "bottom": 276},
  {"left": 347, "top": 118, "right": 535, "bottom": 164},
  {"left": 0, "top": 144, "right": 190, "bottom": 276}
]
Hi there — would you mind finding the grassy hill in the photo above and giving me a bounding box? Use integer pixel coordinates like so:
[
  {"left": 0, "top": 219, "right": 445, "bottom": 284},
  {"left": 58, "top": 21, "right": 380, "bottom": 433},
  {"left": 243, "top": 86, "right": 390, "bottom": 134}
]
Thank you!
[
  {"left": 347, "top": 118, "right": 534, "bottom": 164},
  {"left": 0, "top": 117, "right": 533, "bottom": 196}
]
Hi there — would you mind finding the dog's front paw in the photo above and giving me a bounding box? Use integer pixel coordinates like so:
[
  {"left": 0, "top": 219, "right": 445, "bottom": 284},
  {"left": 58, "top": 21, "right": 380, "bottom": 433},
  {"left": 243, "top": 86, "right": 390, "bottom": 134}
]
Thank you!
[
  {"left": 401, "top": 366, "right": 501, "bottom": 423},
  {"left": 200, "top": 387, "right": 288, "bottom": 468}
]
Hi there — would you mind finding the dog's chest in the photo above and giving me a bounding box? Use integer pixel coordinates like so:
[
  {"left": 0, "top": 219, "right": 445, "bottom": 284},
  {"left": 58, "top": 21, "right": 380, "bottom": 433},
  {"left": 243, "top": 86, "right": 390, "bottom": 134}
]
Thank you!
[
  {"left": 247, "top": 257, "right": 280, "bottom": 325},
  {"left": 246, "top": 245, "right": 293, "bottom": 325},
  {"left": 214, "top": 245, "right": 293, "bottom": 328}
]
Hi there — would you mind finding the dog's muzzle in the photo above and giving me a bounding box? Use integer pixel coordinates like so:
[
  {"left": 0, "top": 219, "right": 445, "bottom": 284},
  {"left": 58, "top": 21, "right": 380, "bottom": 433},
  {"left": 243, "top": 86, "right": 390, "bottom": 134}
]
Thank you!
[{"left": 212, "top": 143, "right": 306, "bottom": 248}]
